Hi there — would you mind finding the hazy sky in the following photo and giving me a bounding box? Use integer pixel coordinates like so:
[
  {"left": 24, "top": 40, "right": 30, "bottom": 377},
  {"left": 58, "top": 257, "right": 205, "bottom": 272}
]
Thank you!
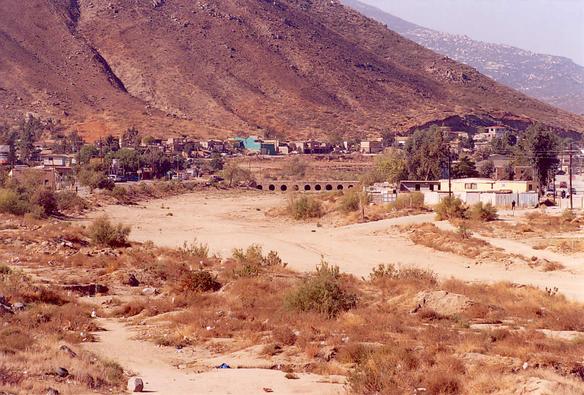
[{"left": 361, "top": 0, "right": 584, "bottom": 66}]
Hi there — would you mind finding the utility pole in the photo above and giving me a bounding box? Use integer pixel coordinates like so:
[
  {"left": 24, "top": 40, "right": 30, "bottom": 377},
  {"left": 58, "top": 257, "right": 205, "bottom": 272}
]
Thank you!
[
  {"left": 569, "top": 143, "right": 573, "bottom": 210},
  {"left": 448, "top": 148, "right": 452, "bottom": 198}
]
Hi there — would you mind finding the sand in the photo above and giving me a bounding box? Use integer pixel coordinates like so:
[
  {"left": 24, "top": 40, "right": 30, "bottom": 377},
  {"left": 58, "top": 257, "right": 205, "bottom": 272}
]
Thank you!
[{"left": 89, "top": 190, "right": 584, "bottom": 301}]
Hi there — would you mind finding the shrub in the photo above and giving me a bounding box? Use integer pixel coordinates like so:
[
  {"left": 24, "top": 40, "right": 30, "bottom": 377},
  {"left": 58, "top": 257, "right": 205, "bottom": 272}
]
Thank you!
[
  {"left": 178, "top": 239, "right": 210, "bottom": 259},
  {"left": 56, "top": 191, "right": 89, "bottom": 212},
  {"left": 273, "top": 327, "right": 297, "bottom": 346},
  {"left": 78, "top": 168, "right": 111, "bottom": 191},
  {"left": 469, "top": 202, "right": 498, "bottom": 222},
  {"left": 31, "top": 189, "right": 57, "bottom": 216},
  {"left": 88, "top": 216, "right": 131, "bottom": 248},
  {"left": 435, "top": 196, "right": 468, "bottom": 221},
  {"left": 0, "top": 264, "right": 11, "bottom": 275},
  {"left": 391, "top": 192, "right": 425, "bottom": 210},
  {"left": 284, "top": 261, "right": 357, "bottom": 318},
  {"left": 177, "top": 270, "right": 222, "bottom": 293},
  {"left": 0, "top": 188, "right": 28, "bottom": 215},
  {"left": 109, "top": 186, "right": 128, "bottom": 202},
  {"left": 287, "top": 195, "right": 323, "bottom": 220},
  {"left": 369, "top": 263, "right": 437, "bottom": 286},
  {"left": 456, "top": 223, "right": 472, "bottom": 239},
  {"left": 560, "top": 209, "right": 576, "bottom": 224},
  {"left": 339, "top": 189, "right": 363, "bottom": 213},
  {"left": 232, "top": 245, "right": 286, "bottom": 277}
]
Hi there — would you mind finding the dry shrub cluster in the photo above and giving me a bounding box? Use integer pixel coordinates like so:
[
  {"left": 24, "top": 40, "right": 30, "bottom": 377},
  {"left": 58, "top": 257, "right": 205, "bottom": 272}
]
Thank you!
[
  {"left": 406, "top": 223, "right": 492, "bottom": 259},
  {"left": 284, "top": 261, "right": 358, "bottom": 318},
  {"left": 102, "top": 180, "right": 202, "bottom": 205},
  {"left": 287, "top": 194, "right": 323, "bottom": 220},
  {"left": 87, "top": 216, "right": 131, "bottom": 248},
  {"left": 230, "top": 244, "right": 287, "bottom": 278},
  {"left": 0, "top": 268, "right": 125, "bottom": 393},
  {"left": 484, "top": 210, "right": 584, "bottom": 240}
]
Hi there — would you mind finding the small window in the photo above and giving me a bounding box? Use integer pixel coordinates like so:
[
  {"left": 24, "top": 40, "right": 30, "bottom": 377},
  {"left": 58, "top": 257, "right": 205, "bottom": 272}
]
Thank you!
[
  {"left": 528, "top": 184, "right": 533, "bottom": 191},
  {"left": 429, "top": 184, "right": 434, "bottom": 191},
  {"left": 464, "top": 183, "right": 477, "bottom": 190},
  {"left": 415, "top": 184, "right": 420, "bottom": 191}
]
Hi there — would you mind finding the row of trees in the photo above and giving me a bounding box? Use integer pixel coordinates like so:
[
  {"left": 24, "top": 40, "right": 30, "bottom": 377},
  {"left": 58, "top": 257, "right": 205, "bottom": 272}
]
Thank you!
[{"left": 366, "top": 125, "right": 563, "bottom": 193}]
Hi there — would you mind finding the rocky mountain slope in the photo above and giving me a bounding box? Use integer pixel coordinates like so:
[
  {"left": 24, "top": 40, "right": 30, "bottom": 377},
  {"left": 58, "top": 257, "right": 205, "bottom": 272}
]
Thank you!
[
  {"left": 1, "top": 0, "right": 583, "bottom": 139},
  {"left": 343, "top": 0, "right": 584, "bottom": 116}
]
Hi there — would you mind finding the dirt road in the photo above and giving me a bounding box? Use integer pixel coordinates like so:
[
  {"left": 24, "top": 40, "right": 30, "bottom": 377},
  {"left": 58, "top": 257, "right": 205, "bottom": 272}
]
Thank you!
[
  {"left": 84, "top": 318, "right": 345, "bottom": 395},
  {"left": 90, "top": 191, "right": 584, "bottom": 301}
]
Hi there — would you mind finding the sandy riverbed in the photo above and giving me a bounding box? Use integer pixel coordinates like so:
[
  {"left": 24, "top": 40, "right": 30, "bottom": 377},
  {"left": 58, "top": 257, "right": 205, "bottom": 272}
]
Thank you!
[{"left": 89, "top": 190, "right": 584, "bottom": 301}]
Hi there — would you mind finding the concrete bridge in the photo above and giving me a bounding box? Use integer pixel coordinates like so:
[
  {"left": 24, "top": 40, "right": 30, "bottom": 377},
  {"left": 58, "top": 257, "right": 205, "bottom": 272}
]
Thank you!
[{"left": 256, "top": 180, "right": 359, "bottom": 192}]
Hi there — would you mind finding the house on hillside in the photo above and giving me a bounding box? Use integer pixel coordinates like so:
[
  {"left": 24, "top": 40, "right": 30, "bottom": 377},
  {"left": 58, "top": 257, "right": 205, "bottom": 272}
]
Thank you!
[
  {"left": 395, "top": 136, "right": 409, "bottom": 148},
  {"left": 0, "top": 145, "right": 11, "bottom": 165},
  {"left": 360, "top": 139, "right": 384, "bottom": 154},
  {"left": 41, "top": 153, "right": 76, "bottom": 167},
  {"left": 236, "top": 136, "right": 262, "bottom": 153},
  {"left": 9, "top": 166, "right": 57, "bottom": 190},
  {"left": 474, "top": 126, "right": 511, "bottom": 144}
]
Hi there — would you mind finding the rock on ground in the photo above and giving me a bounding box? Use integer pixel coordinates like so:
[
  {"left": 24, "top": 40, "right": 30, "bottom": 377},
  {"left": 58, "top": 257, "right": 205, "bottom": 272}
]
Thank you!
[
  {"left": 413, "top": 290, "right": 472, "bottom": 316},
  {"left": 128, "top": 377, "right": 144, "bottom": 392}
]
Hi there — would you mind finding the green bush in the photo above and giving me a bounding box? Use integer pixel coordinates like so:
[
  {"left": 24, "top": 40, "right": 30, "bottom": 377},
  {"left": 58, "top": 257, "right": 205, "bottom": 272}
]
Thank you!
[
  {"left": 88, "top": 216, "right": 131, "bottom": 248},
  {"left": 469, "top": 202, "right": 498, "bottom": 222},
  {"left": 78, "top": 168, "right": 113, "bottom": 191},
  {"left": 0, "top": 189, "right": 29, "bottom": 215},
  {"left": 31, "top": 189, "right": 57, "bottom": 216},
  {"left": 232, "top": 244, "right": 286, "bottom": 277},
  {"left": 287, "top": 195, "right": 323, "bottom": 220},
  {"left": 284, "top": 261, "right": 357, "bottom": 318},
  {"left": 435, "top": 196, "right": 468, "bottom": 221},
  {"left": 177, "top": 270, "right": 221, "bottom": 293}
]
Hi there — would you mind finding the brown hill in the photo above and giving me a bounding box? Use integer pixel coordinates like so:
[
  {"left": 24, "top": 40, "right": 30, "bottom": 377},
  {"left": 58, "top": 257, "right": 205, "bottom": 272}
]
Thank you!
[{"left": 1, "top": 0, "right": 583, "bottom": 139}]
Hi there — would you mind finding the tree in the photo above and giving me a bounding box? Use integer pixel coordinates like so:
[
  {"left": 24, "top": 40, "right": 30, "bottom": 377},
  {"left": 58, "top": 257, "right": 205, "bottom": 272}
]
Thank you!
[
  {"left": 109, "top": 148, "right": 141, "bottom": 173},
  {"left": 0, "top": 123, "right": 17, "bottom": 164},
  {"left": 78, "top": 145, "right": 99, "bottom": 165},
  {"left": 452, "top": 156, "right": 478, "bottom": 178},
  {"left": 221, "top": 162, "right": 254, "bottom": 187},
  {"left": 404, "top": 127, "right": 448, "bottom": 180},
  {"left": 477, "top": 160, "right": 495, "bottom": 178},
  {"left": 516, "top": 125, "right": 560, "bottom": 194},
  {"left": 209, "top": 154, "right": 224, "bottom": 172},
  {"left": 373, "top": 148, "right": 408, "bottom": 184},
  {"left": 380, "top": 130, "right": 396, "bottom": 148},
  {"left": 17, "top": 115, "right": 43, "bottom": 163},
  {"left": 121, "top": 127, "right": 141, "bottom": 148},
  {"left": 142, "top": 148, "right": 172, "bottom": 178}
]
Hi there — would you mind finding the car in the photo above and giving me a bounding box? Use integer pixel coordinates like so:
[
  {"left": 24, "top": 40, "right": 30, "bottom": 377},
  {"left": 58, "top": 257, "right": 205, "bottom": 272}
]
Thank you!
[{"left": 108, "top": 174, "right": 126, "bottom": 182}]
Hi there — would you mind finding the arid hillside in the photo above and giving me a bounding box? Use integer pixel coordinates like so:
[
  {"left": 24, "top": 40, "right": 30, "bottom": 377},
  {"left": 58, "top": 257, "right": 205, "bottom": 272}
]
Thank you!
[
  {"left": 1, "top": 0, "right": 584, "bottom": 139},
  {"left": 343, "top": 0, "right": 584, "bottom": 116}
]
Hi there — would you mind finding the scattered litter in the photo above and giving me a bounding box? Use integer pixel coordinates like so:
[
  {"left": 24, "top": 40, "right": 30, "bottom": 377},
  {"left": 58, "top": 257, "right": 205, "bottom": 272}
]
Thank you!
[
  {"left": 216, "top": 363, "right": 231, "bottom": 369},
  {"left": 263, "top": 388, "right": 274, "bottom": 393}
]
